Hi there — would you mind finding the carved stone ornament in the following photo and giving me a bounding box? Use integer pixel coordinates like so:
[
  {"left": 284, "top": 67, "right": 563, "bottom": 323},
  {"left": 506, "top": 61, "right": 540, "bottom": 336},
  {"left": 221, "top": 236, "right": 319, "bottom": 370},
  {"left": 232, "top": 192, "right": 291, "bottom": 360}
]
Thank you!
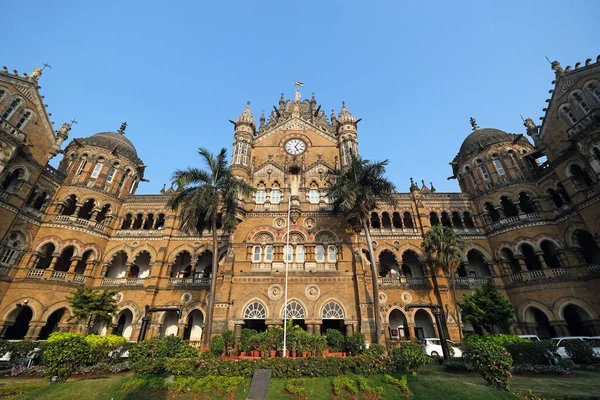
[
  {"left": 181, "top": 292, "right": 193, "bottom": 304},
  {"left": 401, "top": 292, "right": 412, "bottom": 303},
  {"left": 268, "top": 284, "right": 283, "bottom": 300},
  {"left": 274, "top": 217, "right": 286, "bottom": 229},
  {"left": 303, "top": 217, "right": 316, "bottom": 230},
  {"left": 378, "top": 292, "right": 387, "bottom": 304},
  {"left": 114, "top": 292, "right": 123, "bottom": 303},
  {"left": 305, "top": 284, "right": 320, "bottom": 300}
]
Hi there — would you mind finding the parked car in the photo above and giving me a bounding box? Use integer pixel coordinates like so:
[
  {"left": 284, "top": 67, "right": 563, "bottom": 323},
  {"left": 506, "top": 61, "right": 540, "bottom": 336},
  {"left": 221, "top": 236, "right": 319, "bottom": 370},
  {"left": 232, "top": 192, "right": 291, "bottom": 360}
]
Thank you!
[
  {"left": 518, "top": 335, "right": 541, "bottom": 341},
  {"left": 421, "top": 338, "right": 462, "bottom": 359},
  {"left": 585, "top": 337, "right": 600, "bottom": 357},
  {"left": 550, "top": 337, "right": 589, "bottom": 358}
]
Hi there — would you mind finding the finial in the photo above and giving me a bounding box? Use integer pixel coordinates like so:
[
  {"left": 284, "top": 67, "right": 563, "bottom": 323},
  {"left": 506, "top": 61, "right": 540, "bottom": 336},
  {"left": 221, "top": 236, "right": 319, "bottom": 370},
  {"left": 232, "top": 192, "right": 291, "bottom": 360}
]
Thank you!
[
  {"left": 259, "top": 110, "right": 265, "bottom": 127},
  {"left": 469, "top": 117, "right": 479, "bottom": 131},
  {"left": 551, "top": 60, "right": 563, "bottom": 73},
  {"left": 430, "top": 182, "right": 436, "bottom": 192},
  {"left": 279, "top": 93, "right": 285, "bottom": 107},
  {"left": 586, "top": 58, "right": 592, "bottom": 66},
  {"left": 118, "top": 121, "right": 127, "bottom": 134}
]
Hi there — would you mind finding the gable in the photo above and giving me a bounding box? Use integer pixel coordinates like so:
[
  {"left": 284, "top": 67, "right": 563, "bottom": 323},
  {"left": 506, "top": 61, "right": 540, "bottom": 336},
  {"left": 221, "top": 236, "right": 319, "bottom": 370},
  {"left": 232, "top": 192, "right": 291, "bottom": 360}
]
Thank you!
[{"left": 255, "top": 117, "right": 338, "bottom": 145}]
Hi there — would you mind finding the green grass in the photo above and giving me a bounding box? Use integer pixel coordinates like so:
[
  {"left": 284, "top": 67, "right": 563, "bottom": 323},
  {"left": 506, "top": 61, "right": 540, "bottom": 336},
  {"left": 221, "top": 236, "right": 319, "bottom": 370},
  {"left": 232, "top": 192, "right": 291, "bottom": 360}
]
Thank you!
[{"left": 4, "top": 365, "right": 599, "bottom": 400}]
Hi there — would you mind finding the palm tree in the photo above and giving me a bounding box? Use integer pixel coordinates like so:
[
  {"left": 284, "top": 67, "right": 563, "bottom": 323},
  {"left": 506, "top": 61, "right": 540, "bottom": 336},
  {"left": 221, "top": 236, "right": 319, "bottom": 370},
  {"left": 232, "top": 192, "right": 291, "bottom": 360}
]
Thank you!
[
  {"left": 421, "top": 225, "right": 462, "bottom": 338},
  {"left": 168, "top": 148, "right": 253, "bottom": 347},
  {"left": 326, "top": 155, "right": 396, "bottom": 345}
]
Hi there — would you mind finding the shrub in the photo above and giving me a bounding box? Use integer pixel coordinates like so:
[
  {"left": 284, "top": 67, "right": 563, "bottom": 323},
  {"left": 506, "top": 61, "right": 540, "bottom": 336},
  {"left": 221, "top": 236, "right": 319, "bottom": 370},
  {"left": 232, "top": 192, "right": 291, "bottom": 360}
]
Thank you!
[
  {"left": 312, "top": 335, "right": 327, "bottom": 355},
  {"left": 84, "top": 334, "right": 127, "bottom": 364},
  {"left": 42, "top": 332, "right": 91, "bottom": 381},
  {"left": 285, "top": 378, "right": 306, "bottom": 397},
  {"left": 344, "top": 332, "right": 365, "bottom": 355},
  {"left": 6, "top": 340, "right": 45, "bottom": 363},
  {"left": 504, "top": 342, "right": 551, "bottom": 365},
  {"left": 364, "top": 344, "right": 386, "bottom": 357},
  {"left": 355, "top": 375, "right": 382, "bottom": 395},
  {"left": 462, "top": 334, "right": 528, "bottom": 345},
  {"left": 332, "top": 375, "right": 358, "bottom": 395},
  {"left": 564, "top": 340, "right": 595, "bottom": 365},
  {"left": 121, "top": 376, "right": 166, "bottom": 392},
  {"left": 540, "top": 339, "right": 558, "bottom": 354},
  {"left": 384, "top": 374, "right": 411, "bottom": 396},
  {"left": 210, "top": 335, "right": 225, "bottom": 356},
  {"left": 221, "top": 330, "right": 236, "bottom": 355},
  {"left": 390, "top": 341, "right": 431, "bottom": 374},
  {"left": 240, "top": 328, "right": 257, "bottom": 353},
  {"left": 462, "top": 341, "right": 513, "bottom": 391},
  {"left": 326, "top": 329, "right": 345, "bottom": 352},
  {"left": 512, "top": 362, "right": 572, "bottom": 375},
  {"left": 129, "top": 336, "right": 197, "bottom": 374}
]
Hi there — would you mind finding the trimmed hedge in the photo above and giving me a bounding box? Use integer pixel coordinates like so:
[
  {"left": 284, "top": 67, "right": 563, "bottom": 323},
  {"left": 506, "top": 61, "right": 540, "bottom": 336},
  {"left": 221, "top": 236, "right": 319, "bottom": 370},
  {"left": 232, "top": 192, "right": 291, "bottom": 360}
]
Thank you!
[
  {"left": 504, "top": 342, "right": 551, "bottom": 365},
  {"left": 462, "top": 334, "right": 528, "bottom": 345}
]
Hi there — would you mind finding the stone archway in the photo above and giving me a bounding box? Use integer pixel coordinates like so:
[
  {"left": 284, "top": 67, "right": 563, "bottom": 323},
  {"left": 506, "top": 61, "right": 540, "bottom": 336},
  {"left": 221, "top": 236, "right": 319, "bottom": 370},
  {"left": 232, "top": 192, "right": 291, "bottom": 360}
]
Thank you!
[
  {"left": 183, "top": 309, "right": 204, "bottom": 341},
  {"left": 389, "top": 309, "right": 409, "bottom": 339},
  {"left": 113, "top": 309, "right": 134, "bottom": 339},
  {"left": 38, "top": 308, "right": 68, "bottom": 340},
  {"left": 414, "top": 309, "right": 436, "bottom": 339},
  {"left": 524, "top": 306, "right": 555, "bottom": 339},
  {"left": 3, "top": 306, "right": 33, "bottom": 340},
  {"left": 562, "top": 304, "right": 594, "bottom": 336}
]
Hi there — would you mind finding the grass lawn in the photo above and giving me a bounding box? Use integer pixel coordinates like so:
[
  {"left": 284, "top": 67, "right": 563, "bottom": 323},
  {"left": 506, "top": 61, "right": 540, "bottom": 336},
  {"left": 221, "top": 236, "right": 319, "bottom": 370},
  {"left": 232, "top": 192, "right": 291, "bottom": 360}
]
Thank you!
[{"left": 3, "top": 365, "right": 599, "bottom": 400}]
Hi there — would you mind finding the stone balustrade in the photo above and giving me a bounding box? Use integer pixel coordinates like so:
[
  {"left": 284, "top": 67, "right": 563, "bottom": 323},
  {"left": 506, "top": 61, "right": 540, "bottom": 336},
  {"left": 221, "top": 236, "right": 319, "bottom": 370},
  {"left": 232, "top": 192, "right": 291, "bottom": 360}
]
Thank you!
[{"left": 101, "top": 277, "right": 144, "bottom": 286}]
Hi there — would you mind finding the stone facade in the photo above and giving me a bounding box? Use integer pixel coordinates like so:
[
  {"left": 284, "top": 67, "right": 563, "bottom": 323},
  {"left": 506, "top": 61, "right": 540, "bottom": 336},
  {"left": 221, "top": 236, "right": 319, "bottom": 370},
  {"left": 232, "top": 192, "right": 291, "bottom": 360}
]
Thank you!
[{"left": 0, "top": 59, "right": 599, "bottom": 344}]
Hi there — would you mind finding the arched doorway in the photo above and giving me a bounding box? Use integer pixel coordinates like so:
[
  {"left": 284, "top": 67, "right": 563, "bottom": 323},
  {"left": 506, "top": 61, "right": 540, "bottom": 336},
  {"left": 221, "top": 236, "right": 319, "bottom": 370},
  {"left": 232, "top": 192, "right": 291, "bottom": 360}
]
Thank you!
[
  {"left": 113, "top": 309, "right": 134, "bottom": 339},
  {"left": 160, "top": 310, "right": 179, "bottom": 337},
  {"left": 4, "top": 306, "right": 33, "bottom": 340},
  {"left": 389, "top": 309, "right": 409, "bottom": 339},
  {"left": 563, "top": 304, "right": 594, "bottom": 336},
  {"left": 243, "top": 301, "right": 267, "bottom": 332},
  {"left": 321, "top": 301, "right": 345, "bottom": 334},
  {"left": 38, "top": 308, "right": 67, "bottom": 340},
  {"left": 378, "top": 250, "right": 399, "bottom": 277},
  {"left": 524, "top": 307, "right": 555, "bottom": 339},
  {"left": 414, "top": 309, "right": 436, "bottom": 339},
  {"left": 183, "top": 310, "right": 204, "bottom": 341}
]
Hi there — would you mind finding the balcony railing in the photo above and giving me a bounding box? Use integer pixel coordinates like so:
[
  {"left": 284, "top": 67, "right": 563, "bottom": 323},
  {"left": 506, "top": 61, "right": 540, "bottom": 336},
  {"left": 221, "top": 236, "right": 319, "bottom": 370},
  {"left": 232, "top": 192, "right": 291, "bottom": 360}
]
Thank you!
[
  {"left": 101, "top": 277, "right": 144, "bottom": 286},
  {"left": 451, "top": 277, "right": 489, "bottom": 288},
  {"left": 0, "top": 190, "right": 11, "bottom": 201},
  {"left": 378, "top": 276, "right": 427, "bottom": 287},
  {"left": 489, "top": 212, "right": 543, "bottom": 230},
  {"left": 49, "top": 271, "right": 67, "bottom": 281},
  {"left": 168, "top": 277, "right": 210, "bottom": 287},
  {"left": 250, "top": 261, "right": 337, "bottom": 272},
  {"left": 73, "top": 274, "right": 86, "bottom": 283},
  {"left": 54, "top": 215, "right": 107, "bottom": 233},
  {"left": 588, "top": 263, "right": 600, "bottom": 273},
  {"left": 26, "top": 269, "right": 45, "bottom": 279}
]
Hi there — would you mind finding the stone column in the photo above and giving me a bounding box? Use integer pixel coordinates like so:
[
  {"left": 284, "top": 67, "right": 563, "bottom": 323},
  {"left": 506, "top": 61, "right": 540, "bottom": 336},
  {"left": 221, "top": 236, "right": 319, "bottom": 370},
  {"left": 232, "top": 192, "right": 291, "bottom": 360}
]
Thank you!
[
  {"left": 47, "top": 254, "right": 61, "bottom": 270},
  {"left": 73, "top": 204, "right": 83, "bottom": 217},
  {"left": 496, "top": 207, "right": 506, "bottom": 219},
  {"left": 345, "top": 323, "right": 354, "bottom": 336},
  {"left": 306, "top": 324, "right": 314, "bottom": 335},
  {"left": 177, "top": 323, "right": 186, "bottom": 338},
  {"left": 68, "top": 257, "right": 81, "bottom": 272},
  {"left": 24, "top": 323, "right": 44, "bottom": 340},
  {"left": 485, "top": 261, "right": 496, "bottom": 276},
  {"left": 125, "top": 262, "right": 134, "bottom": 277},
  {"left": 549, "top": 321, "right": 570, "bottom": 337},
  {"left": 84, "top": 261, "right": 95, "bottom": 276},
  {"left": 313, "top": 323, "right": 321, "bottom": 336},
  {"left": 25, "top": 252, "right": 39, "bottom": 268},
  {"left": 516, "top": 256, "right": 527, "bottom": 272},
  {"left": 407, "top": 323, "right": 416, "bottom": 340},
  {"left": 535, "top": 252, "right": 549, "bottom": 269}
]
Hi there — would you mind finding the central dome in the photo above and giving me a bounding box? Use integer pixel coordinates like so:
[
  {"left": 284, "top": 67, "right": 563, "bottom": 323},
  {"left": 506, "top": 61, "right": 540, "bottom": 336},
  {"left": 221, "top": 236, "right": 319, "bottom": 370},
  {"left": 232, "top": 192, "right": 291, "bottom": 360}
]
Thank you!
[
  {"left": 80, "top": 131, "right": 139, "bottom": 162},
  {"left": 457, "top": 128, "right": 515, "bottom": 159}
]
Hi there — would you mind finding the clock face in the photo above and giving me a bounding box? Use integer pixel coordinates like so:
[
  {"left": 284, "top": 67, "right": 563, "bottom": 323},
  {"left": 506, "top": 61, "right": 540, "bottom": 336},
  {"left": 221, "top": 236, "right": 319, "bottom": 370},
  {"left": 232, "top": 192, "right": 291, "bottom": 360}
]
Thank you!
[{"left": 285, "top": 138, "right": 306, "bottom": 155}]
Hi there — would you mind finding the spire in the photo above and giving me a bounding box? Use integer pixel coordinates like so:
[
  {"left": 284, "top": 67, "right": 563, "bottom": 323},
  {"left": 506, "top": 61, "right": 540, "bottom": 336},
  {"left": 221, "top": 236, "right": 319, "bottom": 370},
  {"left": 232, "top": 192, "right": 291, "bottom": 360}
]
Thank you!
[
  {"left": 236, "top": 101, "right": 255, "bottom": 126},
  {"left": 469, "top": 117, "right": 479, "bottom": 131},
  {"left": 410, "top": 177, "right": 419, "bottom": 191},
  {"left": 430, "top": 181, "right": 436, "bottom": 193},
  {"left": 259, "top": 110, "right": 265, "bottom": 129},
  {"left": 311, "top": 92, "right": 316, "bottom": 108},
  {"left": 338, "top": 101, "right": 357, "bottom": 124},
  {"left": 117, "top": 121, "right": 127, "bottom": 135},
  {"left": 279, "top": 93, "right": 285, "bottom": 109}
]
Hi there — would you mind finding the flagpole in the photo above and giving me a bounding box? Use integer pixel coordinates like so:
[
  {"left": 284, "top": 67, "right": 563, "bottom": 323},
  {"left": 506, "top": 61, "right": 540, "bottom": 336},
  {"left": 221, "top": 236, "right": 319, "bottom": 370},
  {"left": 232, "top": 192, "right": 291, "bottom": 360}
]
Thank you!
[{"left": 282, "top": 192, "right": 291, "bottom": 357}]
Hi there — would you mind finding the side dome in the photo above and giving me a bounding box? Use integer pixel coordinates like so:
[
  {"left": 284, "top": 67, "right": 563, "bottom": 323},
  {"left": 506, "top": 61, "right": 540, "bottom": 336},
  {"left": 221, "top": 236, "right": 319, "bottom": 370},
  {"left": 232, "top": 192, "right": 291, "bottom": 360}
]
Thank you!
[
  {"left": 79, "top": 131, "right": 140, "bottom": 162},
  {"left": 456, "top": 128, "right": 524, "bottom": 160}
]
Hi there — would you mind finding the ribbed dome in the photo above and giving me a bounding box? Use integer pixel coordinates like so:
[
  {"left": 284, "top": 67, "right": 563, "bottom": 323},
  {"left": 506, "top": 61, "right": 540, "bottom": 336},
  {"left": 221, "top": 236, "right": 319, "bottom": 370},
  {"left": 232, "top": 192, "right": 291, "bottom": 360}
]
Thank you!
[
  {"left": 79, "top": 131, "right": 139, "bottom": 162},
  {"left": 457, "top": 128, "right": 515, "bottom": 159}
]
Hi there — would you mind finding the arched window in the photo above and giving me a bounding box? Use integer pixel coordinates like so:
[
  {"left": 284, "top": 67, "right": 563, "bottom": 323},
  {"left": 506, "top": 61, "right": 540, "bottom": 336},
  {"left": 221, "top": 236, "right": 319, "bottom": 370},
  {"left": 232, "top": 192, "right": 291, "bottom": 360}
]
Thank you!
[
  {"left": 501, "top": 248, "right": 521, "bottom": 273},
  {"left": 0, "top": 232, "right": 25, "bottom": 267},
  {"left": 77, "top": 199, "right": 95, "bottom": 220},
  {"left": 507, "top": 151, "right": 521, "bottom": 173},
  {"left": 264, "top": 245, "right": 273, "bottom": 262},
  {"left": 520, "top": 243, "right": 541, "bottom": 271},
  {"left": 296, "top": 245, "right": 305, "bottom": 262},
  {"left": 518, "top": 192, "right": 535, "bottom": 214},
  {"left": 90, "top": 162, "right": 103, "bottom": 179},
  {"left": 143, "top": 214, "right": 155, "bottom": 229},
  {"left": 381, "top": 212, "right": 392, "bottom": 229},
  {"left": 484, "top": 202, "right": 500, "bottom": 223},
  {"left": 2, "top": 98, "right": 21, "bottom": 119},
  {"left": 463, "top": 212, "right": 475, "bottom": 228},
  {"left": 129, "top": 178, "right": 138, "bottom": 194},
  {"left": 284, "top": 245, "right": 293, "bottom": 262},
  {"left": 441, "top": 212, "right": 452, "bottom": 227},
  {"left": 429, "top": 212, "right": 439, "bottom": 226},
  {"left": 117, "top": 170, "right": 129, "bottom": 193},
  {"left": 270, "top": 190, "right": 281, "bottom": 204},
  {"left": 500, "top": 196, "right": 518, "bottom": 217},
  {"left": 121, "top": 213, "right": 133, "bottom": 229},
  {"left": 283, "top": 300, "right": 306, "bottom": 319},
  {"left": 106, "top": 167, "right": 116, "bottom": 184},
  {"left": 562, "top": 106, "right": 577, "bottom": 124},
  {"left": 588, "top": 83, "right": 600, "bottom": 102},
  {"left": 574, "top": 230, "right": 600, "bottom": 264},
  {"left": 155, "top": 213, "right": 165, "bottom": 229},
  {"left": 451, "top": 211, "right": 463, "bottom": 228},
  {"left": 32, "top": 191, "right": 48, "bottom": 211},
  {"left": 15, "top": 112, "right": 31, "bottom": 129},
  {"left": 392, "top": 212, "right": 402, "bottom": 228},
  {"left": 1, "top": 168, "right": 23, "bottom": 193},
  {"left": 327, "top": 246, "right": 337, "bottom": 262},
  {"left": 76, "top": 159, "right": 87, "bottom": 175},
  {"left": 252, "top": 246, "right": 261, "bottom": 262},
  {"left": 255, "top": 190, "right": 265, "bottom": 204},
  {"left": 244, "top": 301, "right": 266, "bottom": 319},
  {"left": 96, "top": 204, "right": 111, "bottom": 224},
  {"left": 132, "top": 213, "right": 143, "bottom": 229},
  {"left": 315, "top": 245, "right": 325, "bottom": 262},
  {"left": 547, "top": 188, "right": 563, "bottom": 208},
  {"left": 573, "top": 92, "right": 591, "bottom": 114},
  {"left": 403, "top": 212, "right": 414, "bottom": 229},
  {"left": 370, "top": 212, "right": 380, "bottom": 228},
  {"left": 322, "top": 301, "right": 344, "bottom": 319},
  {"left": 569, "top": 164, "right": 593, "bottom": 189},
  {"left": 479, "top": 164, "right": 490, "bottom": 181},
  {"left": 493, "top": 159, "right": 506, "bottom": 176},
  {"left": 540, "top": 241, "right": 561, "bottom": 269},
  {"left": 309, "top": 190, "right": 320, "bottom": 204}
]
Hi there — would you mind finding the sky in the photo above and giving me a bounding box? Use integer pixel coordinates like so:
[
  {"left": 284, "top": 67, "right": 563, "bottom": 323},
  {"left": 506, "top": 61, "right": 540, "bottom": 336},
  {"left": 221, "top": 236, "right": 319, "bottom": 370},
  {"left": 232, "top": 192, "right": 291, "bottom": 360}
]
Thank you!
[{"left": 1, "top": 1, "right": 599, "bottom": 194}]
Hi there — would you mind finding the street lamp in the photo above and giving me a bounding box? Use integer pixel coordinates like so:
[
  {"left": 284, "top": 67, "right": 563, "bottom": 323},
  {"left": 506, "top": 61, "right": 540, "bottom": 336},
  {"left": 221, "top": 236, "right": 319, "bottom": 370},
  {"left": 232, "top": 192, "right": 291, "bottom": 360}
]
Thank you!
[{"left": 405, "top": 303, "right": 450, "bottom": 360}]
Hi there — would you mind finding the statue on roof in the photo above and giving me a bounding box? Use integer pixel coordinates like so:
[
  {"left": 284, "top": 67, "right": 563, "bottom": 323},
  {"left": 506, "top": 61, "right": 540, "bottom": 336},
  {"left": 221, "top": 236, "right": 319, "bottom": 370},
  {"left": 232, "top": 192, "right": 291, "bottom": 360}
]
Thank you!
[
  {"left": 118, "top": 121, "right": 127, "bottom": 134},
  {"left": 294, "top": 88, "right": 301, "bottom": 102},
  {"left": 30, "top": 67, "right": 43, "bottom": 81},
  {"left": 523, "top": 118, "right": 537, "bottom": 131},
  {"left": 469, "top": 117, "right": 479, "bottom": 131}
]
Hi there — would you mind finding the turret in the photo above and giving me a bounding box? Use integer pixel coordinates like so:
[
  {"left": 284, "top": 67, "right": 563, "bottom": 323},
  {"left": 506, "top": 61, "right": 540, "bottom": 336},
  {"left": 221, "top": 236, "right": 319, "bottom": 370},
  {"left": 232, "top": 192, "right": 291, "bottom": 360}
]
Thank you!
[
  {"left": 337, "top": 102, "right": 359, "bottom": 166},
  {"left": 230, "top": 102, "right": 255, "bottom": 180}
]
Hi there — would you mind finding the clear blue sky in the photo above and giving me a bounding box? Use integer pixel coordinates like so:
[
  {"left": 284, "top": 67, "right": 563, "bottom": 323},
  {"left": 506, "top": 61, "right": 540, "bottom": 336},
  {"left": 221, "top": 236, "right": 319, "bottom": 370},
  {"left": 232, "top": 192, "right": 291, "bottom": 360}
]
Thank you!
[{"left": 2, "top": 1, "right": 598, "bottom": 194}]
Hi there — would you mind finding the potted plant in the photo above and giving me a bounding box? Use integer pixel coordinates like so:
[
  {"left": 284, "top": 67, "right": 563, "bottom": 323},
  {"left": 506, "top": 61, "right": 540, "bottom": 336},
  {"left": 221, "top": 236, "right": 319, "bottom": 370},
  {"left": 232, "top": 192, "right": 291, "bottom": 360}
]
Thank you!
[
  {"left": 241, "top": 328, "right": 258, "bottom": 357},
  {"left": 267, "top": 329, "right": 278, "bottom": 358},
  {"left": 250, "top": 332, "right": 262, "bottom": 357},
  {"left": 314, "top": 335, "right": 327, "bottom": 356},
  {"left": 298, "top": 332, "right": 310, "bottom": 357}
]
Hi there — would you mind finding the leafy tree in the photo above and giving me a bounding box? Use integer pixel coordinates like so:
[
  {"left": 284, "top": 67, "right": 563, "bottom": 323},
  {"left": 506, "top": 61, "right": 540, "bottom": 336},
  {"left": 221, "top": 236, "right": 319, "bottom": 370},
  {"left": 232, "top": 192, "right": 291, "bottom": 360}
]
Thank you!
[
  {"left": 168, "top": 147, "right": 253, "bottom": 347},
  {"left": 326, "top": 155, "right": 396, "bottom": 344},
  {"left": 422, "top": 225, "right": 462, "bottom": 337},
  {"left": 67, "top": 287, "right": 119, "bottom": 334},
  {"left": 460, "top": 279, "right": 514, "bottom": 334}
]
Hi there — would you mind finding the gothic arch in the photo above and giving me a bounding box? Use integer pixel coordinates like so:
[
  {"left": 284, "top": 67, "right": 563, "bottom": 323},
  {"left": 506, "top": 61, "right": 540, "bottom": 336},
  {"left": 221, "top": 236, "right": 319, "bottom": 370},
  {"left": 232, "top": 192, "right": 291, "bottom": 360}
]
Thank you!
[
  {"left": 564, "top": 223, "right": 591, "bottom": 248},
  {"left": 104, "top": 247, "right": 132, "bottom": 264},
  {"left": 242, "top": 299, "right": 269, "bottom": 320},
  {"left": 0, "top": 298, "right": 43, "bottom": 322},
  {"left": 32, "top": 237, "right": 62, "bottom": 253},
  {"left": 235, "top": 295, "right": 270, "bottom": 320},
  {"left": 397, "top": 243, "right": 425, "bottom": 258},
  {"left": 513, "top": 239, "right": 538, "bottom": 254},
  {"left": 518, "top": 301, "right": 555, "bottom": 323},
  {"left": 535, "top": 237, "right": 563, "bottom": 250},
  {"left": 59, "top": 241, "right": 83, "bottom": 257},
  {"left": 167, "top": 246, "right": 195, "bottom": 264},
  {"left": 409, "top": 307, "right": 436, "bottom": 325},
  {"left": 554, "top": 298, "right": 598, "bottom": 320},
  {"left": 155, "top": 301, "right": 183, "bottom": 325},
  {"left": 461, "top": 244, "right": 492, "bottom": 260},
  {"left": 181, "top": 304, "right": 207, "bottom": 321},
  {"left": 113, "top": 301, "right": 142, "bottom": 325},
  {"left": 279, "top": 298, "right": 307, "bottom": 319},
  {"left": 131, "top": 246, "right": 157, "bottom": 263},
  {"left": 40, "top": 301, "right": 73, "bottom": 321},
  {"left": 79, "top": 246, "right": 100, "bottom": 261},
  {"left": 251, "top": 231, "right": 275, "bottom": 243},
  {"left": 385, "top": 307, "right": 409, "bottom": 324}
]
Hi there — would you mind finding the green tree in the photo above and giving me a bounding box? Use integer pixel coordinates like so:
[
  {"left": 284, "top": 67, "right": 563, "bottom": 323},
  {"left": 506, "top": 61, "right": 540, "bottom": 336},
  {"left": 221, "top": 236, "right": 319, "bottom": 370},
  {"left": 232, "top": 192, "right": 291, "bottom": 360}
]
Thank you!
[
  {"left": 326, "top": 155, "right": 396, "bottom": 344},
  {"left": 460, "top": 279, "right": 514, "bottom": 334},
  {"left": 421, "top": 225, "right": 462, "bottom": 337},
  {"left": 67, "top": 287, "right": 119, "bottom": 334},
  {"left": 168, "top": 147, "right": 253, "bottom": 347}
]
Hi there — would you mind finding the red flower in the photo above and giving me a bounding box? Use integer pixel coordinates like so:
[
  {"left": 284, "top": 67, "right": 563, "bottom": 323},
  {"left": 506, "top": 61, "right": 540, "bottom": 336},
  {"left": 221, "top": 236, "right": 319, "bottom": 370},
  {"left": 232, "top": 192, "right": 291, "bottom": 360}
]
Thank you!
[{"left": 509, "top": 373, "right": 513, "bottom": 378}]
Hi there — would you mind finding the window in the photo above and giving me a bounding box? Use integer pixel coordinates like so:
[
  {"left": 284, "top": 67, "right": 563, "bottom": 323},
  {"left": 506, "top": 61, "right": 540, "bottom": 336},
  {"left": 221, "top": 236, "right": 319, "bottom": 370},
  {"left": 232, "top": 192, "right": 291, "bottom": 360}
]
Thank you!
[
  {"left": 284, "top": 245, "right": 293, "bottom": 262},
  {"left": 316, "top": 245, "right": 325, "bottom": 262},
  {"left": 493, "top": 160, "right": 506, "bottom": 176},
  {"left": 479, "top": 164, "right": 490, "bottom": 181},
  {"left": 106, "top": 167, "right": 116, "bottom": 183},
  {"left": 309, "top": 190, "right": 319, "bottom": 204},
  {"left": 76, "top": 159, "right": 87, "bottom": 175},
  {"left": 264, "top": 245, "right": 273, "bottom": 262},
  {"left": 242, "top": 142, "right": 249, "bottom": 166},
  {"left": 90, "top": 162, "right": 103, "bottom": 178},
  {"left": 15, "top": 112, "right": 31, "bottom": 129},
  {"left": 0, "top": 232, "right": 23, "bottom": 267},
  {"left": 129, "top": 179, "right": 138, "bottom": 194},
  {"left": 573, "top": 93, "right": 591, "bottom": 114},
  {"left": 562, "top": 106, "right": 577, "bottom": 124},
  {"left": 2, "top": 99, "right": 21, "bottom": 119},
  {"left": 243, "top": 301, "right": 266, "bottom": 319},
  {"left": 296, "top": 245, "right": 305, "bottom": 262},
  {"left": 256, "top": 190, "right": 266, "bottom": 204},
  {"left": 252, "top": 246, "right": 261, "bottom": 262},
  {"left": 589, "top": 84, "right": 600, "bottom": 101},
  {"left": 270, "top": 190, "right": 281, "bottom": 204},
  {"left": 327, "top": 246, "right": 337, "bottom": 262}
]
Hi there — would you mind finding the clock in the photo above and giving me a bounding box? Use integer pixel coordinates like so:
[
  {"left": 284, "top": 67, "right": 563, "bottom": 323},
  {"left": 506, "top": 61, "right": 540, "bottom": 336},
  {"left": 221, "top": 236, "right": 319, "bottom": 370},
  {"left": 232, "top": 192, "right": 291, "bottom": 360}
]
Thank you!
[{"left": 284, "top": 138, "right": 306, "bottom": 155}]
